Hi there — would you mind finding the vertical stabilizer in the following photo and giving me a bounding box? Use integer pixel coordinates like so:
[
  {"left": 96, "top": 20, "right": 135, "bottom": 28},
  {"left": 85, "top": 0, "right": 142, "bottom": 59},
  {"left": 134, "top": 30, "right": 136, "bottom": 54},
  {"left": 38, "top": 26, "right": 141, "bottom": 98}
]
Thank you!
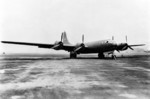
[{"left": 62, "top": 32, "right": 71, "bottom": 44}]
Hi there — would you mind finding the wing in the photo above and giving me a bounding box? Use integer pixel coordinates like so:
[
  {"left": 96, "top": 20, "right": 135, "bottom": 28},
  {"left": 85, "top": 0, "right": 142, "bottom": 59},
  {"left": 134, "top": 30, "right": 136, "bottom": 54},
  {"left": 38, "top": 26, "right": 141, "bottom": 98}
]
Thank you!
[
  {"left": 129, "top": 44, "right": 145, "bottom": 47},
  {"left": 1, "top": 41, "right": 53, "bottom": 48},
  {"left": 63, "top": 44, "right": 75, "bottom": 51},
  {"left": 1, "top": 41, "right": 75, "bottom": 52}
]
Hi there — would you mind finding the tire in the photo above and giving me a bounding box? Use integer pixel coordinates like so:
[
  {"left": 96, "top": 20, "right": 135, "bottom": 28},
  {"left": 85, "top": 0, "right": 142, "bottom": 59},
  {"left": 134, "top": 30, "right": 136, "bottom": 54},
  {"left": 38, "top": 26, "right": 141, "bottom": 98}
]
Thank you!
[
  {"left": 70, "top": 52, "right": 77, "bottom": 58},
  {"left": 98, "top": 53, "right": 105, "bottom": 59}
]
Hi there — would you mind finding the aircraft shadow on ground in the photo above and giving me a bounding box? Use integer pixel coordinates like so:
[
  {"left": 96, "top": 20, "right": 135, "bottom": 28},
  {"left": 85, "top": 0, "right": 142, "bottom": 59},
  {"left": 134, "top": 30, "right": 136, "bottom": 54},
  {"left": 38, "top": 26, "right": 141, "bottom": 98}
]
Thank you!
[
  {"left": 1, "top": 55, "right": 149, "bottom": 60},
  {"left": 2, "top": 57, "right": 110, "bottom": 60}
]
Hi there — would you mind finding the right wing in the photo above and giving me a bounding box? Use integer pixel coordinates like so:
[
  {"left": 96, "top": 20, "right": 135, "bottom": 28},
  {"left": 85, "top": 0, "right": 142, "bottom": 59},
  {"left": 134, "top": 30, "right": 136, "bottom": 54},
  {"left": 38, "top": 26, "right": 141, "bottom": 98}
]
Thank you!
[
  {"left": 1, "top": 41, "right": 75, "bottom": 52},
  {"left": 129, "top": 44, "right": 145, "bottom": 47}
]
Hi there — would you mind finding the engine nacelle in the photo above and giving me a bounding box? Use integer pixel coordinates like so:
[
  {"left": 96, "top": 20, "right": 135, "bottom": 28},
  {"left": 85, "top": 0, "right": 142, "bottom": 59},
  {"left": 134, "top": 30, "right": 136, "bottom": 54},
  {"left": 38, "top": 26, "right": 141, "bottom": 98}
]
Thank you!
[{"left": 52, "top": 41, "right": 63, "bottom": 50}]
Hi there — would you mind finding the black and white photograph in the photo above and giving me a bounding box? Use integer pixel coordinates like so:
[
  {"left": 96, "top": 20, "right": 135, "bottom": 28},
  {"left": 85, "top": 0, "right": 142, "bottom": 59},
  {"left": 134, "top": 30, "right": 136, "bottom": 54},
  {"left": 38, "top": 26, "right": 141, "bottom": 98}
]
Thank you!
[{"left": 0, "top": 0, "right": 150, "bottom": 99}]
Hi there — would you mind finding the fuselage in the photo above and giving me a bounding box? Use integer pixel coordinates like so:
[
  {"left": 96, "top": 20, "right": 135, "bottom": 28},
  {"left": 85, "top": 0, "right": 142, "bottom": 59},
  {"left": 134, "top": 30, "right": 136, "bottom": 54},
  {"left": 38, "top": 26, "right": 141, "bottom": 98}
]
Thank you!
[{"left": 79, "top": 39, "right": 117, "bottom": 54}]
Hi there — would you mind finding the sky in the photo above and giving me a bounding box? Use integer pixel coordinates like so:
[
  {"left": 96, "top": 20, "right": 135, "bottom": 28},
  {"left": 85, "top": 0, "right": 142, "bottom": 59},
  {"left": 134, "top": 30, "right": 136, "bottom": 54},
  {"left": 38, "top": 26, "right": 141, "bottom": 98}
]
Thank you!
[{"left": 0, "top": 0, "right": 150, "bottom": 54}]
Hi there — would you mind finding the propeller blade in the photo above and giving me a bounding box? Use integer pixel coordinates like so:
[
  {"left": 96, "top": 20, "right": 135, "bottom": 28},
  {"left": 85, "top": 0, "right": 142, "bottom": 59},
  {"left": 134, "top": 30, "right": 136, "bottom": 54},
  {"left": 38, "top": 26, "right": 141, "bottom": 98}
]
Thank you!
[
  {"left": 125, "top": 35, "right": 127, "bottom": 43},
  {"left": 112, "top": 36, "right": 114, "bottom": 40},
  {"left": 116, "top": 50, "right": 120, "bottom": 52},
  {"left": 74, "top": 46, "right": 83, "bottom": 52},
  {"left": 61, "top": 32, "right": 63, "bottom": 42},
  {"left": 51, "top": 44, "right": 60, "bottom": 49},
  {"left": 74, "top": 35, "right": 85, "bottom": 52},
  {"left": 82, "top": 34, "right": 84, "bottom": 43},
  {"left": 128, "top": 46, "right": 134, "bottom": 50},
  {"left": 74, "top": 43, "right": 85, "bottom": 52}
]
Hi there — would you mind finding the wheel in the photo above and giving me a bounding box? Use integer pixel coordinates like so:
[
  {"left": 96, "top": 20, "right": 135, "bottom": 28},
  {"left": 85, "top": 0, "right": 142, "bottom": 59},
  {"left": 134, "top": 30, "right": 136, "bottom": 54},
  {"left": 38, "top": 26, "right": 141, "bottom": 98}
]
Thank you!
[
  {"left": 70, "top": 52, "right": 77, "bottom": 58},
  {"left": 98, "top": 53, "right": 105, "bottom": 59}
]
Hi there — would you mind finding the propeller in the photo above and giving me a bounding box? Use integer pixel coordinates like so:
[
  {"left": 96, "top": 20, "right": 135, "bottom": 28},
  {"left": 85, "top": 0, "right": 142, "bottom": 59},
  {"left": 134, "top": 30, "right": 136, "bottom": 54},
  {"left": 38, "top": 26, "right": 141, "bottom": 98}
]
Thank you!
[
  {"left": 122, "top": 43, "right": 134, "bottom": 50},
  {"left": 51, "top": 32, "right": 64, "bottom": 49},
  {"left": 128, "top": 45, "right": 134, "bottom": 50},
  {"left": 112, "top": 36, "right": 114, "bottom": 40},
  {"left": 125, "top": 35, "right": 127, "bottom": 43},
  {"left": 116, "top": 36, "right": 134, "bottom": 51},
  {"left": 74, "top": 34, "right": 85, "bottom": 52},
  {"left": 82, "top": 34, "right": 84, "bottom": 43},
  {"left": 61, "top": 32, "right": 63, "bottom": 42},
  {"left": 125, "top": 36, "right": 134, "bottom": 50},
  {"left": 58, "top": 32, "right": 64, "bottom": 45}
]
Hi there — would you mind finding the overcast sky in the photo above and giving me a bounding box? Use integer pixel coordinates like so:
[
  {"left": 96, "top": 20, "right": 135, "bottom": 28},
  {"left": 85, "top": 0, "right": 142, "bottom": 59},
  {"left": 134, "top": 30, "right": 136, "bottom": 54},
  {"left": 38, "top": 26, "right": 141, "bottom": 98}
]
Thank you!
[{"left": 0, "top": 0, "right": 150, "bottom": 54}]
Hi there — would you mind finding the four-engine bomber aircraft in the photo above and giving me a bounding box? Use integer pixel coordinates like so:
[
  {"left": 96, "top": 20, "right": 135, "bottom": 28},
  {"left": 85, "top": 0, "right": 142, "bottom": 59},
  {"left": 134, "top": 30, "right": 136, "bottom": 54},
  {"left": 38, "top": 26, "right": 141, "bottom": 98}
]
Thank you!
[{"left": 1, "top": 32, "right": 145, "bottom": 59}]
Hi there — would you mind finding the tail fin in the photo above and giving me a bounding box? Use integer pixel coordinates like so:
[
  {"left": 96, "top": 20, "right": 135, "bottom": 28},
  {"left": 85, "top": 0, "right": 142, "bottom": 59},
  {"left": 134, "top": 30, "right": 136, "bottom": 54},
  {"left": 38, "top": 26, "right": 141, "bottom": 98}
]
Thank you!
[{"left": 62, "top": 31, "right": 71, "bottom": 44}]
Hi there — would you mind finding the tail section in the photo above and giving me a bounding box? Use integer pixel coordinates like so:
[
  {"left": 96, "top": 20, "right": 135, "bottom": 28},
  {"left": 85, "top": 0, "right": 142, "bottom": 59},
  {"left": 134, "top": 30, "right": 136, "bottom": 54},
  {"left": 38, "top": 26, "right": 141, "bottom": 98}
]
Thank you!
[{"left": 62, "top": 31, "right": 71, "bottom": 45}]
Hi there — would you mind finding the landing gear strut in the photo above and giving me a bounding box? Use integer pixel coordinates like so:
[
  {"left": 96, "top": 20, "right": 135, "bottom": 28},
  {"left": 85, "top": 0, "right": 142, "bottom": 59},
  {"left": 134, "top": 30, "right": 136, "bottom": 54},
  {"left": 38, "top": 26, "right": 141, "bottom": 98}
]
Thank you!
[
  {"left": 70, "top": 52, "right": 77, "bottom": 58},
  {"left": 98, "top": 53, "right": 105, "bottom": 59},
  {"left": 111, "top": 55, "right": 116, "bottom": 60}
]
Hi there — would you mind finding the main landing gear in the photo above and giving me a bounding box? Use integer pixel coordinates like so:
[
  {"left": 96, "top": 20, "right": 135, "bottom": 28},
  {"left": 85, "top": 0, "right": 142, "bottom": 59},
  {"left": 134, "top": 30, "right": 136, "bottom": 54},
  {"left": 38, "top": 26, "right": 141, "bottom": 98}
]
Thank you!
[
  {"left": 98, "top": 53, "right": 116, "bottom": 59},
  {"left": 111, "top": 54, "right": 116, "bottom": 60},
  {"left": 70, "top": 52, "right": 77, "bottom": 58},
  {"left": 98, "top": 53, "right": 105, "bottom": 59}
]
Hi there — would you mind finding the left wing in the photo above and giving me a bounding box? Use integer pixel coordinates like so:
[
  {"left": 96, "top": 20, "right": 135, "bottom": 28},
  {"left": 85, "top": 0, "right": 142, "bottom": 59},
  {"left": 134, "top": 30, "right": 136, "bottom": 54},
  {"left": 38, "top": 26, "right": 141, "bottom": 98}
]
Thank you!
[{"left": 1, "top": 41, "right": 75, "bottom": 52}]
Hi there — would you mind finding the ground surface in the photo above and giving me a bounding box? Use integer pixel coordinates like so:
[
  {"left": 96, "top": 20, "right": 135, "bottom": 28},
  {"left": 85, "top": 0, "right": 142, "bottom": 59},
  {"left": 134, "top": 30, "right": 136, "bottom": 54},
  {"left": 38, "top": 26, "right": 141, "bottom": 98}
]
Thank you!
[{"left": 0, "top": 54, "right": 150, "bottom": 99}]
